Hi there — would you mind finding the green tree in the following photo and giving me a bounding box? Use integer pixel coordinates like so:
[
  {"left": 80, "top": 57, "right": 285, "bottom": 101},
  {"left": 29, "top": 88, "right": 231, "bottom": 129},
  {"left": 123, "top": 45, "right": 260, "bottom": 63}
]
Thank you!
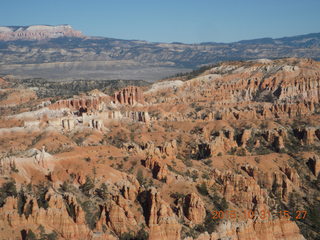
[
  {"left": 95, "top": 183, "right": 108, "bottom": 200},
  {"left": 196, "top": 183, "right": 209, "bottom": 196},
  {"left": 137, "top": 169, "right": 145, "bottom": 185},
  {"left": 80, "top": 176, "right": 95, "bottom": 196},
  {"left": 0, "top": 180, "right": 17, "bottom": 207},
  {"left": 26, "top": 229, "right": 37, "bottom": 240}
]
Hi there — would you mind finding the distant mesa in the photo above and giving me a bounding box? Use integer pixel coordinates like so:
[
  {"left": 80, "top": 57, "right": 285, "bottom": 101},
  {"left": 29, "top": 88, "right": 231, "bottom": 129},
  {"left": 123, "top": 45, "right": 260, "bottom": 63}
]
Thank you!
[
  {"left": 0, "top": 24, "right": 84, "bottom": 41},
  {"left": 0, "top": 24, "right": 320, "bottom": 81}
]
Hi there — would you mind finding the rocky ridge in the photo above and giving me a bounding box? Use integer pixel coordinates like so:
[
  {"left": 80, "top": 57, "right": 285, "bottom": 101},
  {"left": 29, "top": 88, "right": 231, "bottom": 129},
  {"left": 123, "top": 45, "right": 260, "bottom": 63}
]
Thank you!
[{"left": 0, "top": 25, "right": 83, "bottom": 41}]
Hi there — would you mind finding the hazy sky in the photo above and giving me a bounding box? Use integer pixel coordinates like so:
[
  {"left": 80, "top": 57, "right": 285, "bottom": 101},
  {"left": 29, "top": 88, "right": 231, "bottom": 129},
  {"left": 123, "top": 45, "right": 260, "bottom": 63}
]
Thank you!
[{"left": 1, "top": 0, "right": 319, "bottom": 43}]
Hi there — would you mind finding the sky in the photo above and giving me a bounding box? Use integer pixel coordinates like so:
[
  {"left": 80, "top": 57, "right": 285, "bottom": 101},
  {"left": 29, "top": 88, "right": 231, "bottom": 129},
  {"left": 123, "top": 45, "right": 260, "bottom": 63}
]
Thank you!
[{"left": 1, "top": 0, "right": 320, "bottom": 43}]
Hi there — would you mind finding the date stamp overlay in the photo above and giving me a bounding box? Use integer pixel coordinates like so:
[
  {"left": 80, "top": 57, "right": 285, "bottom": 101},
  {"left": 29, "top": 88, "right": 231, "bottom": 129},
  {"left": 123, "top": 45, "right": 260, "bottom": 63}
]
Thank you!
[{"left": 211, "top": 209, "right": 307, "bottom": 221}]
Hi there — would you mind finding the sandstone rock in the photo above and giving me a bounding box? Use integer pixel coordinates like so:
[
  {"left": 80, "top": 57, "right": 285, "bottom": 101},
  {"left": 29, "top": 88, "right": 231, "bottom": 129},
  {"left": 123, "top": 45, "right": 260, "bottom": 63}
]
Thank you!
[
  {"left": 183, "top": 193, "right": 206, "bottom": 224},
  {"left": 240, "top": 129, "right": 252, "bottom": 147},
  {"left": 302, "top": 127, "right": 318, "bottom": 145},
  {"left": 49, "top": 95, "right": 111, "bottom": 112},
  {"left": 143, "top": 155, "right": 169, "bottom": 182},
  {"left": 163, "top": 140, "right": 177, "bottom": 157},
  {"left": 183, "top": 216, "right": 305, "bottom": 240},
  {"left": 146, "top": 188, "right": 181, "bottom": 240},
  {"left": 116, "top": 179, "right": 139, "bottom": 201},
  {"left": 241, "top": 164, "right": 259, "bottom": 179},
  {"left": 209, "top": 129, "right": 238, "bottom": 156},
  {"left": 274, "top": 135, "right": 285, "bottom": 151},
  {"left": 307, "top": 155, "right": 320, "bottom": 177},
  {"left": 113, "top": 86, "right": 144, "bottom": 105},
  {"left": 281, "top": 165, "right": 300, "bottom": 186},
  {"left": 148, "top": 140, "right": 177, "bottom": 158},
  {"left": 211, "top": 170, "right": 268, "bottom": 209},
  {"left": 0, "top": 190, "right": 95, "bottom": 240},
  {"left": 102, "top": 198, "right": 138, "bottom": 235}
]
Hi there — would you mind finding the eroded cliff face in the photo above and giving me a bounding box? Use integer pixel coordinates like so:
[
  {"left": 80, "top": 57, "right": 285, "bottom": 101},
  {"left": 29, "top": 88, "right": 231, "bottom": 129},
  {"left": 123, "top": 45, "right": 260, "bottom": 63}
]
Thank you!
[
  {"left": 0, "top": 58, "right": 320, "bottom": 240},
  {"left": 146, "top": 58, "right": 320, "bottom": 122}
]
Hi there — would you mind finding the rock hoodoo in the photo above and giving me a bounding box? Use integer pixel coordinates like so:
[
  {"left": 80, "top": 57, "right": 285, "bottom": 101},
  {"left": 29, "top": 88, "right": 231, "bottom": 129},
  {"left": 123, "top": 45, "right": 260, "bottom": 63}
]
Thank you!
[{"left": 113, "top": 86, "right": 144, "bottom": 105}]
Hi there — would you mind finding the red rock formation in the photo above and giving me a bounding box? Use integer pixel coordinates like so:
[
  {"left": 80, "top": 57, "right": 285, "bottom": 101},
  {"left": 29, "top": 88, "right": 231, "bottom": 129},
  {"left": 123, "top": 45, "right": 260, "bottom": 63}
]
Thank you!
[
  {"left": 190, "top": 218, "right": 305, "bottom": 240},
  {"left": 143, "top": 155, "right": 169, "bottom": 182},
  {"left": 146, "top": 58, "right": 320, "bottom": 122},
  {"left": 307, "top": 155, "right": 320, "bottom": 177},
  {"left": 146, "top": 188, "right": 181, "bottom": 240},
  {"left": 0, "top": 191, "right": 117, "bottom": 240},
  {"left": 274, "top": 135, "right": 285, "bottom": 151},
  {"left": 113, "top": 86, "right": 144, "bottom": 105},
  {"left": 240, "top": 129, "right": 252, "bottom": 147},
  {"left": 98, "top": 197, "right": 138, "bottom": 235},
  {"left": 209, "top": 128, "right": 238, "bottom": 156},
  {"left": 49, "top": 95, "right": 111, "bottom": 112},
  {"left": 183, "top": 193, "right": 206, "bottom": 224},
  {"left": 125, "top": 140, "right": 177, "bottom": 159}
]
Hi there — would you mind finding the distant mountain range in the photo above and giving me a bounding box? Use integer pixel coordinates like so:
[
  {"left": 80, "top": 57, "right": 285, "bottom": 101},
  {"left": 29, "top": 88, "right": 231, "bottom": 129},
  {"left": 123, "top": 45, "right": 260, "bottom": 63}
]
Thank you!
[
  {"left": 0, "top": 25, "right": 83, "bottom": 41},
  {"left": 0, "top": 25, "right": 320, "bottom": 81}
]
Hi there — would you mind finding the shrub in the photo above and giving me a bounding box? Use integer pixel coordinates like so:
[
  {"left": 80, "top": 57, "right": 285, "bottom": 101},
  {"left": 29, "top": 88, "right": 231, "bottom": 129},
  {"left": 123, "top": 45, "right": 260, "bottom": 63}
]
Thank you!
[
  {"left": 119, "top": 224, "right": 149, "bottom": 239},
  {"left": 81, "top": 200, "right": 100, "bottom": 230},
  {"left": 195, "top": 143, "right": 211, "bottom": 160},
  {"left": 194, "top": 211, "right": 218, "bottom": 235},
  {"left": 79, "top": 176, "right": 95, "bottom": 196},
  {"left": 136, "top": 227, "right": 149, "bottom": 240},
  {"left": 95, "top": 183, "right": 108, "bottom": 200},
  {"left": 59, "top": 181, "right": 72, "bottom": 193},
  {"left": 204, "top": 159, "right": 213, "bottom": 166},
  {"left": 26, "top": 229, "right": 37, "bottom": 240},
  {"left": 214, "top": 112, "right": 222, "bottom": 120},
  {"left": 119, "top": 231, "right": 135, "bottom": 240},
  {"left": 255, "top": 146, "right": 272, "bottom": 155},
  {"left": 145, "top": 179, "right": 154, "bottom": 188},
  {"left": 2, "top": 180, "right": 17, "bottom": 196},
  {"left": 137, "top": 169, "right": 145, "bottom": 186},
  {"left": 186, "top": 170, "right": 198, "bottom": 181},
  {"left": 196, "top": 183, "right": 209, "bottom": 196},
  {"left": 17, "top": 189, "right": 27, "bottom": 215},
  {"left": 170, "top": 192, "right": 185, "bottom": 201},
  {"left": 227, "top": 147, "right": 237, "bottom": 155},
  {"left": 67, "top": 202, "right": 77, "bottom": 223},
  {"left": 254, "top": 157, "right": 260, "bottom": 163},
  {"left": 167, "top": 165, "right": 184, "bottom": 176},
  {"left": 0, "top": 180, "right": 17, "bottom": 207},
  {"left": 117, "top": 162, "right": 124, "bottom": 170},
  {"left": 236, "top": 148, "right": 246, "bottom": 156},
  {"left": 176, "top": 135, "right": 182, "bottom": 145},
  {"left": 108, "top": 131, "right": 129, "bottom": 148},
  {"left": 202, "top": 173, "right": 210, "bottom": 180},
  {"left": 306, "top": 202, "right": 320, "bottom": 233},
  {"left": 45, "top": 231, "right": 58, "bottom": 240},
  {"left": 36, "top": 184, "right": 49, "bottom": 209},
  {"left": 38, "top": 225, "right": 58, "bottom": 240},
  {"left": 209, "top": 192, "right": 228, "bottom": 211},
  {"left": 190, "top": 126, "right": 203, "bottom": 135},
  {"left": 182, "top": 158, "right": 193, "bottom": 167}
]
